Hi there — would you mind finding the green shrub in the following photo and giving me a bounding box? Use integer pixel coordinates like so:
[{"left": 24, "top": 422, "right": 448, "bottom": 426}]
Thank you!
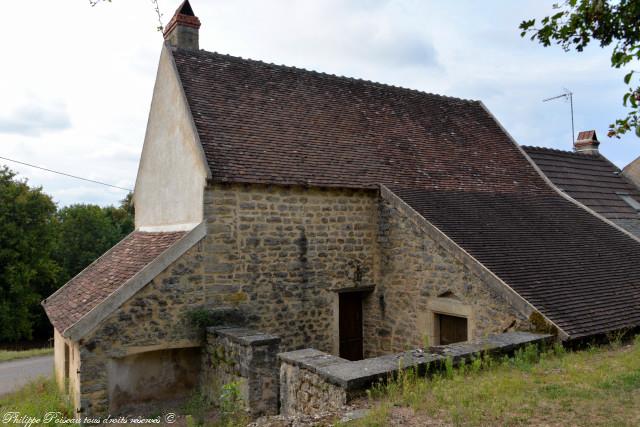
[{"left": 217, "top": 381, "right": 248, "bottom": 427}]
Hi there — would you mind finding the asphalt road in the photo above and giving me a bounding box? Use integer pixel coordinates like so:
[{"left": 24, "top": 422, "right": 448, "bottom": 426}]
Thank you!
[{"left": 0, "top": 355, "right": 53, "bottom": 396}]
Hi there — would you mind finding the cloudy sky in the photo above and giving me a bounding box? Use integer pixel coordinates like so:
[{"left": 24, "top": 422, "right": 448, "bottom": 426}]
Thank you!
[{"left": 1, "top": 0, "right": 638, "bottom": 207}]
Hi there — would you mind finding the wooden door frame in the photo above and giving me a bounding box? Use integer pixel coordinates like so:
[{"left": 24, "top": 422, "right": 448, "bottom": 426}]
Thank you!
[{"left": 332, "top": 286, "right": 374, "bottom": 357}]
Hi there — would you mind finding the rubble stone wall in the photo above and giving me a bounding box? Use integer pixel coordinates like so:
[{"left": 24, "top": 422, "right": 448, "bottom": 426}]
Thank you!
[{"left": 202, "top": 326, "right": 280, "bottom": 417}]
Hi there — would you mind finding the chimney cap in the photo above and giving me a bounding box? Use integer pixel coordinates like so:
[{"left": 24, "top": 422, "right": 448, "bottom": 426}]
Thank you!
[
  {"left": 163, "top": 0, "right": 201, "bottom": 49},
  {"left": 176, "top": 0, "right": 195, "bottom": 16},
  {"left": 164, "top": 1, "right": 201, "bottom": 36},
  {"left": 576, "top": 130, "right": 598, "bottom": 143},
  {"left": 574, "top": 129, "right": 600, "bottom": 154}
]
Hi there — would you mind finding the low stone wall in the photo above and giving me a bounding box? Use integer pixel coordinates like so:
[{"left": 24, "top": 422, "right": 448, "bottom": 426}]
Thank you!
[
  {"left": 202, "top": 327, "right": 280, "bottom": 417},
  {"left": 279, "top": 332, "right": 552, "bottom": 416},
  {"left": 279, "top": 350, "right": 349, "bottom": 417}
]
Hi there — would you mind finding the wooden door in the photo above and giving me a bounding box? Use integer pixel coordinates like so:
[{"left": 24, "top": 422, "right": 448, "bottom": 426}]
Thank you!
[
  {"left": 339, "top": 292, "right": 364, "bottom": 361},
  {"left": 64, "top": 343, "right": 70, "bottom": 380},
  {"left": 438, "top": 314, "right": 468, "bottom": 345}
]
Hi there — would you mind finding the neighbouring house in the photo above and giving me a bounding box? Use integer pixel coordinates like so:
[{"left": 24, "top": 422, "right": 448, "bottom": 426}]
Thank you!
[
  {"left": 42, "top": 1, "right": 640, "bottom": 417},
  {"left": 523, "top": 131, "right": 640, "bottom": 238},
  {"left": 622, "top": 150, "right": 640, "bottom": 190}
]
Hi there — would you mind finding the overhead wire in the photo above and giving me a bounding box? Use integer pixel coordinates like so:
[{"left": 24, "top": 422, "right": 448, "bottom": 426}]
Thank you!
[{"left": 0, "top": 156, "right": 133, "bottom": 192}]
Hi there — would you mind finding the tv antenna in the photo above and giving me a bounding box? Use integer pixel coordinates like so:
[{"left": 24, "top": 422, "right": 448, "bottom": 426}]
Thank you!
[{"left": 543, "top": 89, "right": 575, "bottom": 146}]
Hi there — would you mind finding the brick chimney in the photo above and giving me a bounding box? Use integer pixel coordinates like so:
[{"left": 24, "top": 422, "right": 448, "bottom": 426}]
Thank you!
[
  {"left": 573, "top": 130, "right": 600, "bottom": 154},
  {"left": 163, "top": 1, "right": 201, "bottom": 50}
]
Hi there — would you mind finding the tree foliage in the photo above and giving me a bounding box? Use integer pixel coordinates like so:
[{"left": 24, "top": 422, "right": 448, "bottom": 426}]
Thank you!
[
  {"left": 54, "top": 203, "right": 132, "bottom": 284},
  {"left": 0, "top": 167, "right": 58, "bottom": 342},
  {"left": 0, "top": 166, "right": 134, "bottom": 342},
  {"left": 520, "top": 0, "right": 640, "bottom": 137}
]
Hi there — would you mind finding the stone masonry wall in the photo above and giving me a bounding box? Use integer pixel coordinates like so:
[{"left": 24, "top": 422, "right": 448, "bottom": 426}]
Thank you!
[
  {"left": 279, "top": 360, "right": 347, "bottom": 417},
  {"left": 74, "top": 183, "right": 534, "bottom": 415},
  {"left": 202, "top": 327, "right": 280, "bottom": 417},
  {"left": 78, "top": 241, "right": 206, "bottom": 415},
  {"left": 279, "top": 332, "right": 552, "bottom": 416},
  {"left": 362, "top": 193, "right": 533, "bottom": 356},
  {"left": 202, "top": 183, "right": 379, "bottom": 353},
  {"left": 75, "top": 184, "right": 378, "bottom": 415}
]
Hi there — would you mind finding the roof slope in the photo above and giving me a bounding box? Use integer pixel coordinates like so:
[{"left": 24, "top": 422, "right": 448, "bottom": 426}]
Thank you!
[
  {"left": 523, "top": 146, "right": 640, "bottom": 220},
  {"left": 172, "top": 48, "right": 547, "bottom": 194},
  {"left": 395, "top": 189, "right": 640, "bottom": 337},
  {"left": 172, "top": 47, "right": 640, "bottom": 338},
  {"left": 43, "top": 231, "right": 185, "bottom": 333}
]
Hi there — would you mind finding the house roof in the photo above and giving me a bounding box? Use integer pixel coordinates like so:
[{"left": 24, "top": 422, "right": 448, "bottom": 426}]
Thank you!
[
  {"left": 523, "top": 146, "right": 640, "bottom": 221},
  {"left": 172, "top": 46, "right": 640, "bottom": 339},
  {"left": 43, "top": 231, "right": 186, "bottom": 334},
  {"left": 395, "top": 189, "right": 640, "bottom": 337},
  {"left": 172, "top": 48, "right": 548, "bottom": 193}
]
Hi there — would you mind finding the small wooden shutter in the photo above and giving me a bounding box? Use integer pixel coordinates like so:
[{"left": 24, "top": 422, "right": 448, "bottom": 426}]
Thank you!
[{"left": 438, "top": 314, "right": 467, "bottom": 345}]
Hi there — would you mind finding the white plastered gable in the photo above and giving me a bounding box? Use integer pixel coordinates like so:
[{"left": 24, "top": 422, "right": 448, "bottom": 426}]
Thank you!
[{"left": 133, "top": 43, "right": 211, "bottom": 231}]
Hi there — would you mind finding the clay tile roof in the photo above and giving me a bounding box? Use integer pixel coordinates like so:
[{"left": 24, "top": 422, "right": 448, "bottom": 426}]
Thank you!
[
  {"left": 43, "top": 231, "right": 185, "bottom": 334},
  {"left": 523, "top": 146, "right": 640, "bottom": 221},
  {"left": 172, "top": 48, "right": 548, "bottom": 194},
  {"left": 394, "top": 188, "right": 640, "bottom": 338},
  {"left": 172, "top": 47, "right": 640, "bottom": 339}
]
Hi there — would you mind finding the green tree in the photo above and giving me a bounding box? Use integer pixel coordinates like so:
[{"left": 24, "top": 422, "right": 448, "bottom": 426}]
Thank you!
[
  {"left": 0, "top": 167, "right": 58, "bottom": 342},
  {"left": 103, "top": 192, "right": 135, "bottom": 238},
  {"left": 55, "top": 196, "right": 134, "bottom": 284},
  {"left": 520, "top": 0, "right": 640, "bottom": 137}
]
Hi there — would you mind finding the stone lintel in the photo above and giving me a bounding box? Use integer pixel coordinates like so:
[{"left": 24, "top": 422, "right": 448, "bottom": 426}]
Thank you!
[{"left": 333, "top": 285, "right": 376, "bottom": 294}]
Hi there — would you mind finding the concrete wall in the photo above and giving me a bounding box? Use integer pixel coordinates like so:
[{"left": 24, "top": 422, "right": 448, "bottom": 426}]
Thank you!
[
  {"left": 134, "top": 45, "right": 208, "bottom": 230},
  {"left": 106, "top": 347, "right": 201, "bottom": 414},
  {"left": 54, "top": 328, "right": 65, "bottom": 388},
  {"left": 54, "top": 328, "right": 81, "bottom": 410}
]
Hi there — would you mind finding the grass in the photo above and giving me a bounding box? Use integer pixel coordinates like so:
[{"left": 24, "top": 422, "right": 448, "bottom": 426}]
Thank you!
[
  {"left": 183, "top": 381, "right": 250, "bottom": 427},
  {"left": 0, "top": 376, "right": 74, "bottom": 425},
  {"left": 0, "top": 347, "right": 53, "bottom": 363},
  {"left": 348, "top": 337, "right": 640, "bottom": 427},
  {"left": 0, "top": 375, "right": 248, "bottom": 427}
]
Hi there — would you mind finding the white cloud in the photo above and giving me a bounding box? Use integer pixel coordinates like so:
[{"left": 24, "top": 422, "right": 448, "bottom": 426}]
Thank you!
[
  {"left": 0, "top": 103, "right": 71, "bottom": 137},
  {"left": 0, "top": 0, "right": 638, "bottom": 207}
]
